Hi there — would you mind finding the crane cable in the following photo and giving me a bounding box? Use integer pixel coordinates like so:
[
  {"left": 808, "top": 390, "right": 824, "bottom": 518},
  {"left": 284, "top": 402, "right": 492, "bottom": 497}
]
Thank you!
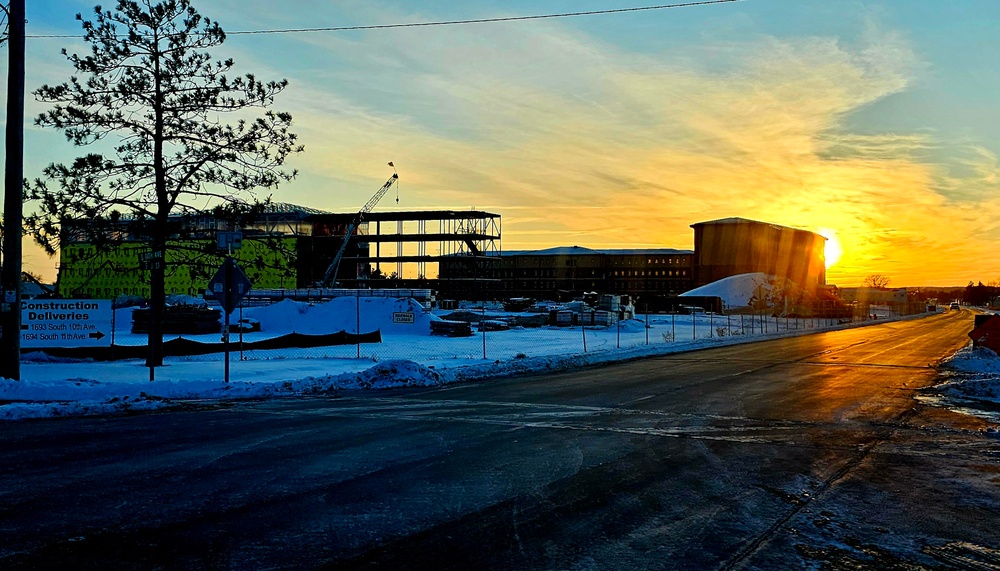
[{"left": 388, "top": 161, "right": 399, "bottom": 204}]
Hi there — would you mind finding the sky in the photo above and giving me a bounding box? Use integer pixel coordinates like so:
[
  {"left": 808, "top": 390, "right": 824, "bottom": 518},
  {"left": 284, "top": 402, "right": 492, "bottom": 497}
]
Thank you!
[{"left": 3, "top": 0, "right": 1000, "bottom": 287}]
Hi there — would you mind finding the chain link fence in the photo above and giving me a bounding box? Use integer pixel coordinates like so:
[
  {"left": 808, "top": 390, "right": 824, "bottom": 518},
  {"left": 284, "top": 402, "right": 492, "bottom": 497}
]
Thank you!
[{"left": 23, "top": 294, "right": 937, "bottom": 373}]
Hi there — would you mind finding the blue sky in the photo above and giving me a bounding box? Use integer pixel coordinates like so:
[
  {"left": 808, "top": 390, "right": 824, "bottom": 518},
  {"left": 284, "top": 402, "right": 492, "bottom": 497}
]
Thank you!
[{"left": 7, "top": 0, "right": 1000, "bottom": 286}]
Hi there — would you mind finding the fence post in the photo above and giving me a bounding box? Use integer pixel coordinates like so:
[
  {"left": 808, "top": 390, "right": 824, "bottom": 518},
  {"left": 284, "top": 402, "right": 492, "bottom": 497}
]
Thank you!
[
  {"left": 617, "top": 311, "right": 621, "bottom": 349},
  {"left": 710, "top": 312, "right": 714, "bottom": 338},
  {"left": 645, "top": 304, "right": 649, "bottom": 345},
  {"left": 482, "top": 303, "right": 487, "bottom": 360},
  {"left": 671, "top": 311, "right": 675, "bottom": 342},
  {"left": 110, "top": 303, "right": 116, "bottom": 361},
  {"left": 239, "top": 301, "right": 244, "bottom": 361},
  {"left": 356, "top": 292, "right": 361, "bottom": 359},
  {"left": 582, "top": 314, "right": 587, "bottom": 353}
]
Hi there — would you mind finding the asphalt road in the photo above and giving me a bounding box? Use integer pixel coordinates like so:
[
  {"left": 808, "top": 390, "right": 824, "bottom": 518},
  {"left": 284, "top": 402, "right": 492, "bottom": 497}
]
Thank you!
[{"left": 2, "top": 309, "right": 999, "bottom": 570}]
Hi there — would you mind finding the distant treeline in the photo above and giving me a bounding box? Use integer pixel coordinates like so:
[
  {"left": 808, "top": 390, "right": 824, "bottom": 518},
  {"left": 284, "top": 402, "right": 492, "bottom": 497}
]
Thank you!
[
  {"left": 959, "top": 282, "right": 1000, "bottom": 307},
  {"left": 903, "top": 283, "right": 999, "bottom": 307}
]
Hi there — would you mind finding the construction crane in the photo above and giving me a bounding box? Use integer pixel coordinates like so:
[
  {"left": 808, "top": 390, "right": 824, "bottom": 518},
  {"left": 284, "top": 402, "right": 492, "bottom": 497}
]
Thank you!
[{"left": 320, "top": 170, "right": 399, "bottom": 287}]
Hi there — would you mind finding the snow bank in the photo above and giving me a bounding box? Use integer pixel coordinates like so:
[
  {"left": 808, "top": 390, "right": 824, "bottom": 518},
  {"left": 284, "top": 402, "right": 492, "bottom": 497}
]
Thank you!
[
  {"left": 941, "top": 345, "right": 1000, "bottom": 375},
  {"left": 680, "top": 272, "right": 779, "bottom": 308},
  {"left": 110, "top": 297, "right": 440, "bottom": 338},
  {"left": 242, "top": 297, "right": 439, "bottom": 335},
  {"left": 357, "top": 360, "right": 444, "bottom": 389},
  {"left": 0, "top": 397, "right": 170, "bottom": 421},
  {"left": 0, "top": 358, "right": 448, "bottom": 420},
  {"left": 924, "top": 345, "right": 1000, "bottom": 422},
  {"left": 619, "top": 319, "right": 647, "bottom": 332}
]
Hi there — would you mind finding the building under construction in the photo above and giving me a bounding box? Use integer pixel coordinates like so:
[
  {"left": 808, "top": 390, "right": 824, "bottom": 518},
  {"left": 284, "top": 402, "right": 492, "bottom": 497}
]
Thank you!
[
  {"left": 300, "top": 209, "right": 502, "bottom": 289},
  {"left": 56, "top": 205, "right": 502, "bottom": 299}
]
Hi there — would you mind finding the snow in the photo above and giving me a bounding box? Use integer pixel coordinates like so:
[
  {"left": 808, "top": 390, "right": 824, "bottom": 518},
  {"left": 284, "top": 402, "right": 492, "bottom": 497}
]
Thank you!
[
  {"left": 926, "top": 343, "right": 1000, "bottom": 422},
  {"left": 0, "top": 296, "right": 920, "bottom": 422},
  {"left": 942, "top": 345, "right": 1000, "bottom": 375},
  {"left": 242, "top": 297, "right": 438, "bottom": 335},
  {"left": 680, "top": 272, "right": 782, "bottom": 308}
]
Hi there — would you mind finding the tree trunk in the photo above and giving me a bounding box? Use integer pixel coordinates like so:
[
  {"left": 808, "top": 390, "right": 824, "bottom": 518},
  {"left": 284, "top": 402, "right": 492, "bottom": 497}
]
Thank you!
[
  {"left": 146, "top": 228, "right": 166, "bottom": 369},
  {"left": 146, "top": 30, "right": 166, "bottom": 370}
]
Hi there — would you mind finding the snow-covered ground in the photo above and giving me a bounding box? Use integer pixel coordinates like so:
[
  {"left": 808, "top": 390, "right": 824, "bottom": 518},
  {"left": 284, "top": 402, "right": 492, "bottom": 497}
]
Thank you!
[
  {"left": 0, "top": 276, "right": 934, "bottom": 422},
  {"left": 924, "top": 343, "right": 1000, "bottom": 423}
]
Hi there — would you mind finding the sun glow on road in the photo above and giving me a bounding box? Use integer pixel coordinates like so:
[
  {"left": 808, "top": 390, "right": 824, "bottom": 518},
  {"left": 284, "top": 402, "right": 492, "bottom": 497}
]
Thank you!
[{"left": 819, "top": 228, "right": 843, "bottom": 268}]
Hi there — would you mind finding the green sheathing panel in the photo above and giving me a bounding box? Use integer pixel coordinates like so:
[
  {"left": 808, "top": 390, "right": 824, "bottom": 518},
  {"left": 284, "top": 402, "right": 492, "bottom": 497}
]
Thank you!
[{"left": 58, "top": 238, "right": 297, "bottom": 299}]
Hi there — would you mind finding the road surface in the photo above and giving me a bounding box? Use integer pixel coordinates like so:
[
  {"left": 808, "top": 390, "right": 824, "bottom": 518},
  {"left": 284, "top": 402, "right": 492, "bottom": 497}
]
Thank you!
[{"left": 1, "top": 309, "right": 998, "bottom": 570}]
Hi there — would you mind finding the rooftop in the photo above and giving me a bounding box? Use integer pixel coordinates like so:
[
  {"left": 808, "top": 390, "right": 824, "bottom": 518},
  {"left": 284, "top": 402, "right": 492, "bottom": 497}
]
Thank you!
[
  {"left": 499, "top": 246, "right": 693, "bottom": 257},
  {"left": 690, "top": 217, "right": 820, "bottom": 236}
]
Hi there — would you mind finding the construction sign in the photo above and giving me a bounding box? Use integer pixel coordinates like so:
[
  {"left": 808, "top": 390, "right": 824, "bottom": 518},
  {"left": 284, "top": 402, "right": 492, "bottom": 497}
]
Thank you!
[{"left": 20, "top": 299, "right": 112, "bottom": 348}]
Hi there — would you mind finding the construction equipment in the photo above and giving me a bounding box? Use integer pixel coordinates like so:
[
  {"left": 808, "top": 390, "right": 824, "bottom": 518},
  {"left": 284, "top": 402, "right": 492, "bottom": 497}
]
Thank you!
[{"left": 320, "top": 171, "right": 399, "bottom": 287}]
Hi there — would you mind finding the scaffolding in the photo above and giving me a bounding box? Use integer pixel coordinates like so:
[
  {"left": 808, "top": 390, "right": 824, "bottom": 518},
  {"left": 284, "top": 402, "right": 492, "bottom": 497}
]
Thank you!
[{"left": 303, "top": 210, "right": 501, "bottom": 287}]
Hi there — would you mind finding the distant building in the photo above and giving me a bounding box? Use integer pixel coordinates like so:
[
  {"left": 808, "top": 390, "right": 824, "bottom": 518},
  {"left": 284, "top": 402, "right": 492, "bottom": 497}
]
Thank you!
[
  {"left": 838, "top": 287, "right": 908, "bottom": 305},
  {"left": 441, "top": 217, "right": 829, "bottom": 303},
  {"left": 691, "top": 218, "right": 826, "bottom": 289},
  {"left": 438, "top": 246, "right": 694, "bottom": 302}
]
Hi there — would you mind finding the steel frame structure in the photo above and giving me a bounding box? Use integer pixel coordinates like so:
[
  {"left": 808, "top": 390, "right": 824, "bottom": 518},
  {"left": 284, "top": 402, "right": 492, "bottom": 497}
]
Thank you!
[{"left": 314, "top": 210, "right": 501, "bottom": 286}]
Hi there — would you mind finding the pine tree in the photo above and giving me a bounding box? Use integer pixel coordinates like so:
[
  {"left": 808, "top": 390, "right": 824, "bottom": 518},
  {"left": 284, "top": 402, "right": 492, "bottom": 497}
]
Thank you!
[{"left": 28, "top": 0, "right": 303, "bottom": 368}]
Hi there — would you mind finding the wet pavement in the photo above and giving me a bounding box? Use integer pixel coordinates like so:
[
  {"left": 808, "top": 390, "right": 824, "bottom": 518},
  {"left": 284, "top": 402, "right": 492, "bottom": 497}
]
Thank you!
[{"left": 1, "top": 310, "right": 997, "bottom": 569}]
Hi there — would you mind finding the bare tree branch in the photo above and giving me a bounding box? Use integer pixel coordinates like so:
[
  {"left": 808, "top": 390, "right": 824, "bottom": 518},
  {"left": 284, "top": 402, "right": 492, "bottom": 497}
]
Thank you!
[{"left": 863, "top": 274, "right": 892, "bottom": 289}]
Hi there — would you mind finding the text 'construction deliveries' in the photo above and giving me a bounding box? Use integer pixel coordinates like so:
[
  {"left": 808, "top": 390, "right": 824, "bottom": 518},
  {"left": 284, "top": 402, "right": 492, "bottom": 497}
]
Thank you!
[{"left": 21, "top": 300, "right": 113, "bottom": 348}]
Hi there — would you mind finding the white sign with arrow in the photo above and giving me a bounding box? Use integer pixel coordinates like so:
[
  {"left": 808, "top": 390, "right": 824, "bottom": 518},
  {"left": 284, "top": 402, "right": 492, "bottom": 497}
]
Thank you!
[{"left": 20, "top": 299, "right": 112, "bottom": 348}]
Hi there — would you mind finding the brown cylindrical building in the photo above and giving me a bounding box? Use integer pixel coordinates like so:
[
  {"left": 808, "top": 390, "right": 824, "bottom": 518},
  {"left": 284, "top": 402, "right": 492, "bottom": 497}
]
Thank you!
[{"left": 691, "top": 218, "right": 826, "bottom": 288}]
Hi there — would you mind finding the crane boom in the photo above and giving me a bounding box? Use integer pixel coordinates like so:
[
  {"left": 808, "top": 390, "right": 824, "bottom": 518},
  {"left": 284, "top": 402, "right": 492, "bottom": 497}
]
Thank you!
[{"left": 320, "top": 172, "right": 399, "bottom": 287}]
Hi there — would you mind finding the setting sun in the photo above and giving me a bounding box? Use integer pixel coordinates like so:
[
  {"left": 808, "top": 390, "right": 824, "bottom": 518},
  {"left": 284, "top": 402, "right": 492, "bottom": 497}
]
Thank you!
[{"left": 819, "top": 228, "right": 843, "bottom": 268}]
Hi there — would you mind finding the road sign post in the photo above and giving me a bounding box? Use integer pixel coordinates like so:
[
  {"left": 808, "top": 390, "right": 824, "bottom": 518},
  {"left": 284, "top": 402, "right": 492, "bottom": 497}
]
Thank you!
[{"left": 207, "top": 258, "right": 252, "bottom": 383}]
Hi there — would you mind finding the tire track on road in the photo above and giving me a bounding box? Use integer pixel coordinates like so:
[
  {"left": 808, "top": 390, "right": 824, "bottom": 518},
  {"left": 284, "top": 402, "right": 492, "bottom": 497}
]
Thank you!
[{"left": 719, "top": 407, "right": 921, "bottom": 571}]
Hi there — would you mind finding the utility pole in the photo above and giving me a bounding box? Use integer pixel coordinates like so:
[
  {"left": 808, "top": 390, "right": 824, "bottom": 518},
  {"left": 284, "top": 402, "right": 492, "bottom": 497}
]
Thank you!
[{"left": 0, "top": 0, "right": 25, "bottom": 380}]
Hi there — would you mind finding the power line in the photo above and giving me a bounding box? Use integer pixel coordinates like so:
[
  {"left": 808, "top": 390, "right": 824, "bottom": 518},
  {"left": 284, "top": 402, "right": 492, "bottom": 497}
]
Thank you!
[
  {"left": 26, "top": 0, "right": 741, "bottom": 39},
  {"left": 229, "top": 0, "right": 740, "bottom": 35}
]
